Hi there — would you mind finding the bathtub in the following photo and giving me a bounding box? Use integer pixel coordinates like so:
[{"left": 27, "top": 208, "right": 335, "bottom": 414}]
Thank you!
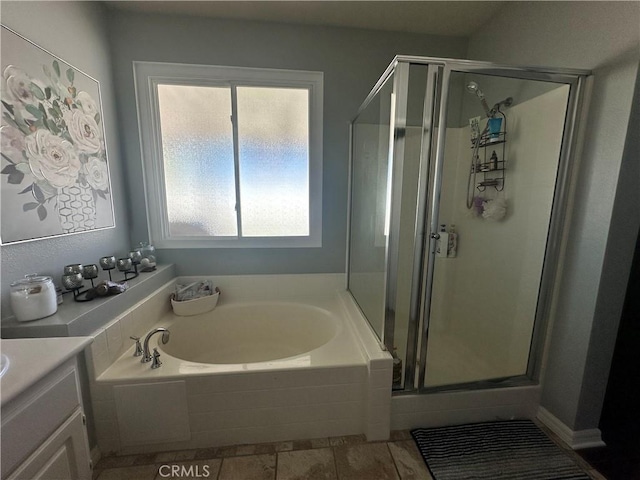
[
  {"left": 87, "top": 274, "right": 392, "bottom": 456},
  {"left": 162, "top": 302, "right": 341, "bottom": 365}
]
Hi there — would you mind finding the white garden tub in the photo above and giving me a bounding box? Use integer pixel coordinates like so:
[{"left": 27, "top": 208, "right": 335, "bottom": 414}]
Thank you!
[
  {"left": 162, "top": 302, "right": 339, "bottom": 365},
  {"left": 89, "top": 274, "right": 392, "bottom": 455}
]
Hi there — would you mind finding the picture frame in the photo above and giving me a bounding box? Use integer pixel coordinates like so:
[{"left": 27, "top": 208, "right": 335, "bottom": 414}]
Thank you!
[{"left": 0, "top": 25, "right": 115, "bottom": 245}]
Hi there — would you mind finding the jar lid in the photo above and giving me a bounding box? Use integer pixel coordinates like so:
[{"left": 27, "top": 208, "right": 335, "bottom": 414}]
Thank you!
[{"left": 10, "top": 274, "right": 53, "bottom": 288}]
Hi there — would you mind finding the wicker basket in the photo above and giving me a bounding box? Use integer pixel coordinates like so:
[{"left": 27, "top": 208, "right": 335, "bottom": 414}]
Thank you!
[{"left": 170, "top": 287, "right": 220, "bottom": 316}]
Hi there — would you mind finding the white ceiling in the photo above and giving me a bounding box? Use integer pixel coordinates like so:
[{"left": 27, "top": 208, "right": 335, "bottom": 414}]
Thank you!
[{"left": 104, "top": 1, "right": 506, "bottom": 37}]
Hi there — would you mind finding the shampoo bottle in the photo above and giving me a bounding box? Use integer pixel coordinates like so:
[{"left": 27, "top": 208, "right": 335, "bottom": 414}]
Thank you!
[{"left": 490, "top": 150, "right": 499, "bottom": 171}]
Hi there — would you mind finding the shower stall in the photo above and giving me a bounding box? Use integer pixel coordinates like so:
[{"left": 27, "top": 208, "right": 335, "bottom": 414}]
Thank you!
[{"left": 347, "top": 57, "right": 589, "bottom": 394}]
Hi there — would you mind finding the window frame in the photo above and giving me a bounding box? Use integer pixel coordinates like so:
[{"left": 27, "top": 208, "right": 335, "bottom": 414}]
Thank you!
[{"left": 133, "top": 61, "right": 323, "bottom": 248}]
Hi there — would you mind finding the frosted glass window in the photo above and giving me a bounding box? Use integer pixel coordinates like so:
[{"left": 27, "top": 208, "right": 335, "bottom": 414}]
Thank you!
[
  {"left": 237, "top": 87, "right": 309, "bottom": 236},
  {"left": 157, "top": 85, "right": 237, "bottom": 236},
  {"left": 134, "top": 61, "right": 322, "bottom": 248}
]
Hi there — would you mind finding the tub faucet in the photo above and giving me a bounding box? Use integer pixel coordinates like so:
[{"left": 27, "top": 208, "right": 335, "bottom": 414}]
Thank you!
[
  {"left": 142, "top": 327, "right": 170, "bottom": 363},
  {"left": 130, "top": 336, "right": 143, "bottom": 357},
  {"left": 151, "top": 348, "right": 163, "bottom": 369}
]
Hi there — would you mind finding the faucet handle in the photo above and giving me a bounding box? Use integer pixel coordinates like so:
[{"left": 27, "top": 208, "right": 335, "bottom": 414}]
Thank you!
[
  {"left": 130, "top": 336, "right": 143, "bottom": 357},
  {"left": 151, "top": 348, "right": 162, "bottom": 369}
]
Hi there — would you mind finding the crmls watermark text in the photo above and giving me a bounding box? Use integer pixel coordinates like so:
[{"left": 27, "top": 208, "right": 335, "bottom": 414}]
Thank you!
[{"left": 158, "top": 464, "right": 211, "bottom": 478}]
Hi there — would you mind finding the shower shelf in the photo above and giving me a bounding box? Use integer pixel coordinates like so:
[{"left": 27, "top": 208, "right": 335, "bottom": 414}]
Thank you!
[
  {"left": 471, "top": 132, "right": 507, "bottom": 149},
  {"left": 472, "top": 161, "right": 506, "bottom": 173},
  {"left": 472, "top": 130, "right": 507, "bottom": 192}
]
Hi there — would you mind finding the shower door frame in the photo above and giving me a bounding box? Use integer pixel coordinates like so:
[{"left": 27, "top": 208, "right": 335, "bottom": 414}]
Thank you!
[
  {"left": 347, "top": 55, "right": 590, "bottom": 395},
  {"left": 346, "top": 61, "right": 411, "bottom": 352},
  {"left": 402, "top": 57, "right": 590, "bottom": 393}
]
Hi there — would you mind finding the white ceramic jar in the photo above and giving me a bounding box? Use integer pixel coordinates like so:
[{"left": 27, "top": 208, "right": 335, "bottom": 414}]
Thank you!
[{"left": 10, "top": 274, "right": 58, "bottom": 322}]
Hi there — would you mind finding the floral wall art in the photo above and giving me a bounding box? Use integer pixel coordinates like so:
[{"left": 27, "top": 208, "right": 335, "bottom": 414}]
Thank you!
[{"left": 0, "top": 26, "right": 114, "bottom": 244}]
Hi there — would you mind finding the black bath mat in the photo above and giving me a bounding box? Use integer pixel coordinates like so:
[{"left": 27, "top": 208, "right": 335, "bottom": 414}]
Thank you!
[{"left": 411, "top": 420, "right": 590, "bottom": 480}]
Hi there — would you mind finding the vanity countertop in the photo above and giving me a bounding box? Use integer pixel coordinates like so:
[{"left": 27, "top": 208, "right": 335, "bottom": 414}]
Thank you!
[{"left": 0, "top": 336, "right": 92, "bottom": 407}]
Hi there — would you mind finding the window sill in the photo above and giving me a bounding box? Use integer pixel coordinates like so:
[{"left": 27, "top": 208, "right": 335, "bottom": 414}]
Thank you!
[{"left": 154, "top": 236, "right": 322, "bottom": 249}]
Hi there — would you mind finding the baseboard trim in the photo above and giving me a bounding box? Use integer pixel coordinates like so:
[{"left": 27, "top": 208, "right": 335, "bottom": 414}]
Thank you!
[
  {"left": 91, "top": 446, "right": 102, "bottom": 470},
  {"left": 537, "top": 406, "right": 605, "bottom": 450}
]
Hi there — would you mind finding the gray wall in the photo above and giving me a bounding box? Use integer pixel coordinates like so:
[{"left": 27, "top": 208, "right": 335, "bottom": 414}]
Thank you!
[
  {"left": 577, "top": 62, "right": 640, "bottom": 430},
  {"left": 0, "top": 2, "right": 130, "bottom": 319},
  {"left": 469, "top": 1, "right": 640, "bottom": 432},
  {"left": 106, "top": 9, "right": 467, "bottom": 276}
]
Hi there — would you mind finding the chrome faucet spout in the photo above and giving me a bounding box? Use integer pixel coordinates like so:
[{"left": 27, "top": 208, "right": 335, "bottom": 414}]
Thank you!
[{"left": 141, "top": 327, "right": 170, "bottom": 363}]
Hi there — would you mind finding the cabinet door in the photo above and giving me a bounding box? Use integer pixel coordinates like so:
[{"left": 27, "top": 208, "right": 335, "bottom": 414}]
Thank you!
[{"left": 8, "top": 409, "right": 91, "bottom": 480}]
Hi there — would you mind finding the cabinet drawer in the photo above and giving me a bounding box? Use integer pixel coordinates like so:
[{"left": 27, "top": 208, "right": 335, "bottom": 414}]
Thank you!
[
  {"left": 1, "top": 366, "right": 81, "bottom": 477},
  {"left": 7, "top": 408, "right": 91, "bottom": 480}
]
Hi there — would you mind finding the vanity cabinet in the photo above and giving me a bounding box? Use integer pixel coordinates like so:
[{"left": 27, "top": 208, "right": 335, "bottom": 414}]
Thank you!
[{"left": 1, "top": 357, "right": 92, "bottom": 480}]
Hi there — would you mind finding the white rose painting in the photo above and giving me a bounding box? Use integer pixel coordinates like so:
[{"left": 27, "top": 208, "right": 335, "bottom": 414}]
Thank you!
[{"left": 1, "top": 26, "right": 114, "bottom": 244}]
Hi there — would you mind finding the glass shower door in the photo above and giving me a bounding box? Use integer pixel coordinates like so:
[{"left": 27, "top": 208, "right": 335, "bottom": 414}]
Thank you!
[
  {"left": 349, "top": 62, "right": 438, "bottom": 390},
  {"left": 420, "top": 68, "right": 574, "bottom": 389},
  {"left": 348, "top": 71, "right": 396, "bottom": 343},
  {"left": 348, "top": 56, "right": 587, "bottom": 394}
]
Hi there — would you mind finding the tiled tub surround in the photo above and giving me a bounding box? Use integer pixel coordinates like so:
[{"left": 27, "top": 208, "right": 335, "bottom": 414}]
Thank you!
[{"left": 85, "top": 274, "right": 393, "bottom": 457}]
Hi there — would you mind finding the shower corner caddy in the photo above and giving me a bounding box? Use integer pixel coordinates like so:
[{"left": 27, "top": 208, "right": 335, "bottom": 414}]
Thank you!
[{"left": 472, "top": 131, "right": 507, "bottom": 192}]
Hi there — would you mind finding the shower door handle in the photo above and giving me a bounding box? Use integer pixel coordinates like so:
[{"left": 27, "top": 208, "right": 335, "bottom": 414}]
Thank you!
[{"left": 430, "top": 233, "right": 440, "bottom": 240}]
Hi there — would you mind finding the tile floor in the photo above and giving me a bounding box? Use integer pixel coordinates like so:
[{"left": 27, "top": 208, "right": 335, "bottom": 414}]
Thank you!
[{"left": 94, "top": 430, "right": 605, "bottom": 480}]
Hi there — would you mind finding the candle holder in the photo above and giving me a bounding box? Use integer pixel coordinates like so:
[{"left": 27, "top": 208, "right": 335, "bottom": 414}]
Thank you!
[
  {"left": 63, "top": 264, "right": 83, "bottom": 276},
  {"left": 61, "top": 272, "right": 91, "bottom": 301},
  {"left": 99, "top": 256, "right": 116, "bottom": 281},
  {"left": 136, "top": 242, "right": 157, "bottom": 272},
  {"left": 117, "top": 257, "right": 138, "bottom": 281},
  {"left": 82, "top": 264, "right": 99, "bottom": 288},
  {"left": 128, "top": 250, "right": 142, "bottom": 274},
  {"left": 58, "top": 250, "right": 147, "bottom": 304}
]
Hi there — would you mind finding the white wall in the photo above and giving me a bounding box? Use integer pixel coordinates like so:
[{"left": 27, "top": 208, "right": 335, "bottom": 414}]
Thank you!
[
  {"left": 468, "top": 1, "right": 640, "bottom": 432},
  {"left": 0, "top": 2, "right": 130, "bottom": 318}
]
